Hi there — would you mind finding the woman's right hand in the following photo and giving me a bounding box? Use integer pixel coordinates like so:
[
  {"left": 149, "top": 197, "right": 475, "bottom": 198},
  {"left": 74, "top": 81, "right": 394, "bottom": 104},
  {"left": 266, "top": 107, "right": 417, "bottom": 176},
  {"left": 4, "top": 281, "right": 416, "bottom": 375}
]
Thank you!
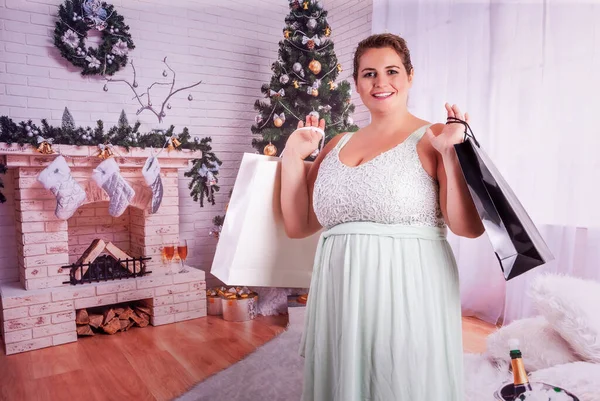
[{"left": 285, "top": 114, "right": 326, "bottom": 159}]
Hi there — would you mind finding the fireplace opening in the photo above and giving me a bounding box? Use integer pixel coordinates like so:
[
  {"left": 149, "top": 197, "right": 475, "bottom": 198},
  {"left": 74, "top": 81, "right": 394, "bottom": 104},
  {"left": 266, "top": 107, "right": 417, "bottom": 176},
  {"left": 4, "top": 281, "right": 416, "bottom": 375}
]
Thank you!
[
  {"left": 63, "top": 239, "right": 151, "bottom": 285},
  {"left": 64, "top": 254, "right": 152, "bottom": 285}
]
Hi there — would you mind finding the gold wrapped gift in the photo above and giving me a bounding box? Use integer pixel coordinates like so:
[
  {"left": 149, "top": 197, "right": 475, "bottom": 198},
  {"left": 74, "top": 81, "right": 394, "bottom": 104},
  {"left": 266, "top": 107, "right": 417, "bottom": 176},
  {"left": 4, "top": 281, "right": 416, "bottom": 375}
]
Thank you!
[
  {"left": 221, "top": 286, "right": 259, "bottom": 322},
  {"left": 206, "top": 286, "right": 227, "bottom": 315}
]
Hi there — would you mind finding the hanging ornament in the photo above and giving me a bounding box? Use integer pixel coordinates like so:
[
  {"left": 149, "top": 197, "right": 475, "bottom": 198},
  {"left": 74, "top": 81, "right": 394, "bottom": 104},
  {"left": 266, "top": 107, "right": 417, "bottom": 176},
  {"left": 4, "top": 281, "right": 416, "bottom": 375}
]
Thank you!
[
  {"left": 162, "top": 70, "right": 168, "bottom": 77},
  {"left": 302, "top": 35, "right": 320, "bottom": 50},
  {"left": 206, "top": 171, "right": 217, "bottom": 186},
  {"left": 255, "top": 114, "right": 263, "bottom": 125},
  {"left": 303, "top": 1, "right": 309, "bottom": 10},
  {"left": 293, "top": 80, "right": 300, "bottom": 89},
  {"left": 318, "top": 104, "right": 332, "bottom": 113},
  {"left": 329, "top": 80, "right": 337, "bottom": 90},
  {"left": 311, "top": 88, "right": 319, "bottom": 97},
  {"left": 293, "top": 62, "right": 302, "bottom": 73},
  {"left": 324, "top": 26, "right": 331, "bottom": 37},
  {"left": 346, "top": 116, "right": 354, "bottom": 125},
  {"left": 97, "top": 143, "right": 114, "bottom": 159},
  {"left": 284, "top": 29, "right": 291, "bottom": 39},
  {"left": 308, "top": 60, "right": 322, "bottom": 75},
  {"left": 264, "top": 143, "right": 277, "bottom": 156},
  {"left": 36, "top": 136, "right": 54, "bottom": 155},
  {"left": 337, "top": 63, "right": 343, "bottom": 72},
  {"left": 198, "top": 161, "right": 220, "bottom": 187},
  {"left": 273, "top": 112, "right": 285, "bottom": 127},
  {"left": 103, "top": 84, "right": 108, "bottom": 92},
  {"left": 307, "top": 18, "right": 317, "bottom": 30},
  {"left": 133, "top": 81, "right": 138, "bottom": 88},
  {"left": 167, "top": 103, "right": 172, "bottom": 109},
  {"left": 309, "top": 111, "right": 320, "bottom": 119},
  {"left": 188, "top": 94, "right": 193, "bottom": 101},
  {"left": 269, "top": 88, "right": 285, "bottom": 98},
  {"left": 280, "top": 74, "right": 290, "bottom": 84},
  {"left": 291, "top": 0, "right": 300, "bottom": 10}
]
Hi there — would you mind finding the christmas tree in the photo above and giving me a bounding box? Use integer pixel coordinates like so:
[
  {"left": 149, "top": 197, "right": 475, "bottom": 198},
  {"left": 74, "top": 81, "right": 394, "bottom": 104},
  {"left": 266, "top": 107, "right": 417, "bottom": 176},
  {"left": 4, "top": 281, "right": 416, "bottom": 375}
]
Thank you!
[
  {"left": 61, "top": 107, "right": 75, "bottom": 131},
  {"left": 118, "top": 109, "right": 129, "bottom": 129},
  {"left": 251, "top": 0, "right": 358, "bottom": 156}
]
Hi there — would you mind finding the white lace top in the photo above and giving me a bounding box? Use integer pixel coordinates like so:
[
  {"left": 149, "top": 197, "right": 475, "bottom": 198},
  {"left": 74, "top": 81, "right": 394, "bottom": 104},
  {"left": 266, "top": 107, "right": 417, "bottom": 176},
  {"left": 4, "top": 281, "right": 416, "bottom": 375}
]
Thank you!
[{"left": 313, "top": 125, "right": 446, "bottom": 229}]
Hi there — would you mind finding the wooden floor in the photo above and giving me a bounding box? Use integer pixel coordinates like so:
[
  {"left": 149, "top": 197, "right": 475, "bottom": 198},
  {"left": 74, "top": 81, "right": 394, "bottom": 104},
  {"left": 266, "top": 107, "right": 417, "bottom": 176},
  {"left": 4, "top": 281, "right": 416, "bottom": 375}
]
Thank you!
[{"left": 0, "top": 314, "right": 496, "bottom": 401}]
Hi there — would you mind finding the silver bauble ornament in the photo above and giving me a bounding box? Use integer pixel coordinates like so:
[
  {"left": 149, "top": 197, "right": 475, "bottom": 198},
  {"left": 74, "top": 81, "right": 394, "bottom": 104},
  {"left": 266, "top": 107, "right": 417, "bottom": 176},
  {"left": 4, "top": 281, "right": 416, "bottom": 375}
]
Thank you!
[
  {"left": 307, "top": 18, "right": 317, "bottom": 30},
  {"left": 133, "top": 81, "right": 138, "bottom": 88},
  {"left": 293, "top": 62, "right": 302, "bottom": 73},
  {"left": 280, "top": 74, "right": 290, "bottom": 85}
]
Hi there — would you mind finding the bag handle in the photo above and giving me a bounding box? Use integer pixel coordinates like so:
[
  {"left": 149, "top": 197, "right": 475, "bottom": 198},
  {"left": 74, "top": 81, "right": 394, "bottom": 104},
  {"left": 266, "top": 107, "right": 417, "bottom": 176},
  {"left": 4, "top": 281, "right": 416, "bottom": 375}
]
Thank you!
[
  {"left": 280, "top": 126, "right": 326, "bottom": 159},
  {"left": 446, "top": 116, "right": 480, "bottom": 148}
]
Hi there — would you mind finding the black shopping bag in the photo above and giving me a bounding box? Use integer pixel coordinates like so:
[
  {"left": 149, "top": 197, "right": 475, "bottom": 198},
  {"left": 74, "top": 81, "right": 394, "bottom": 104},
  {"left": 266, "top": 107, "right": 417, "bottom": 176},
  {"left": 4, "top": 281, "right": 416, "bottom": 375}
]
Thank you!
[{"left": 452, "top": 120, "right": 554, "bottom": 280}]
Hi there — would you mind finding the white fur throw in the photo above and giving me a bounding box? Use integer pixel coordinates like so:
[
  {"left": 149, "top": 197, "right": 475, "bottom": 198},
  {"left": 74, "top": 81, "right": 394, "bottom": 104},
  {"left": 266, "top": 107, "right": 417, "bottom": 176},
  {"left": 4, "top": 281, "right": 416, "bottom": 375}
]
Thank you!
[
  {"left": 486, "top": 316, "right": 581, "bottom": 372},
  {"left": 529, "top": 362, "right": 600, "bottom": 401},
  {"left": 529, "top": 274, "right": 600, "bottom": 363}
]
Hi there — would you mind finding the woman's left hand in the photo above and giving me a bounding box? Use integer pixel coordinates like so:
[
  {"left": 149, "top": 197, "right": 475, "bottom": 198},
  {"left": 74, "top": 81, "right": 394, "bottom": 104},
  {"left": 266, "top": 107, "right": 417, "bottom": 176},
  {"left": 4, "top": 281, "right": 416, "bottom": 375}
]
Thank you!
[{"left": 426, "top": 103, "right": 470, "bottom": 156}]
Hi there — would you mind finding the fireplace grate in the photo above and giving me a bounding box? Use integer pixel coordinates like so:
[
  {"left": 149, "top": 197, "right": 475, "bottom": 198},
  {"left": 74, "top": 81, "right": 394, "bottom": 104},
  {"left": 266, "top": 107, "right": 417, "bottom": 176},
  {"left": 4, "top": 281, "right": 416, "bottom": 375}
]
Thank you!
[{"left": 63, "top": 255, "right": 152, "bottom": 285}]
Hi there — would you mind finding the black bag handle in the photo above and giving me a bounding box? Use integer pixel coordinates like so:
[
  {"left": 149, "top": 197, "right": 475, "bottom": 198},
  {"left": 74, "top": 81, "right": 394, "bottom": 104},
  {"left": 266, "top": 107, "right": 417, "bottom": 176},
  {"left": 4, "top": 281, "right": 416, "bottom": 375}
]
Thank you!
[{"left": 446, "top": 116, "right": 480, "bottom": 148}]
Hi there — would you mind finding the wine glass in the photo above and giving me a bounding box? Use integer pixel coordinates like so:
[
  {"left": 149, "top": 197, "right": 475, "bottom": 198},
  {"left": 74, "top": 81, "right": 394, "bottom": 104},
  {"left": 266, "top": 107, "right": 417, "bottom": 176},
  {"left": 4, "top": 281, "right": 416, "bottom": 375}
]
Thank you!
[
  {"left": 177, "top": 239, "right": 188, "bottom": 273},
  {"left": 163, "top": 243, "right": 175, "bottom": 274}
]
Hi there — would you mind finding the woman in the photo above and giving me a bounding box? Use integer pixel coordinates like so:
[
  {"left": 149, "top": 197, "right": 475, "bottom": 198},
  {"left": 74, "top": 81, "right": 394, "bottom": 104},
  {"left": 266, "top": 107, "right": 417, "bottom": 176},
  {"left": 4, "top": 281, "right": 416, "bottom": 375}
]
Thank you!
[{"left": 281, "top": 33, "right": 484, "bottom": 401}]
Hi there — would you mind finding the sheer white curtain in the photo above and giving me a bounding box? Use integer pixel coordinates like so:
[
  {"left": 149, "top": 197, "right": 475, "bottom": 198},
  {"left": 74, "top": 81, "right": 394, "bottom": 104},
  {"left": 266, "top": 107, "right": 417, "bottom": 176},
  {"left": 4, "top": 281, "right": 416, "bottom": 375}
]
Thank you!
[{"left": 372, "top": 0, "right": 600, "bottom": 324}]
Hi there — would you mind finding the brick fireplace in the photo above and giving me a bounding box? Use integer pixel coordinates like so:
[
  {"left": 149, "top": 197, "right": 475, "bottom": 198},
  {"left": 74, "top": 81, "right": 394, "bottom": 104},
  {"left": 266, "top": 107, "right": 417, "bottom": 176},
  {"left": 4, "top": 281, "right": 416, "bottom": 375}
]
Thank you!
[{"left": 0, "top": 144, "right": 207, "bottom": 355}]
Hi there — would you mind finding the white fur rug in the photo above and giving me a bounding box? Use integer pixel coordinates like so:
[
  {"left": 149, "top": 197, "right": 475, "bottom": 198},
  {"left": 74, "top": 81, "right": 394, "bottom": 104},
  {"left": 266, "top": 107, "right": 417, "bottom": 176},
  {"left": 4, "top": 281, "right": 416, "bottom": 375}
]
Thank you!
[{"left": 176, "top": 308, "right": 596, "bottom": 401}]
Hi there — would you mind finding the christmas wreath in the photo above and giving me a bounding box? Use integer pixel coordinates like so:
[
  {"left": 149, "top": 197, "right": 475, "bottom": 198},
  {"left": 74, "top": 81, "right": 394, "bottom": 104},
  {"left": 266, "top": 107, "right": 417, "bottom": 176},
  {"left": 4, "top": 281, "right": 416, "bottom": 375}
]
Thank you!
[{"left": 53, "top": 0, "right": 135, "bottom": 76}]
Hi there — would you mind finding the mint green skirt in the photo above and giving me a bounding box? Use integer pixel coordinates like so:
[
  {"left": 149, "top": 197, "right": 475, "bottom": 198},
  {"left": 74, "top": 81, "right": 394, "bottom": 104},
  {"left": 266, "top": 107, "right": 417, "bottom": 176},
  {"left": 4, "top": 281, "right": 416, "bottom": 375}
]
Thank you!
[{"left": 300, "top": 222, "right": 464, "bottom": 401}]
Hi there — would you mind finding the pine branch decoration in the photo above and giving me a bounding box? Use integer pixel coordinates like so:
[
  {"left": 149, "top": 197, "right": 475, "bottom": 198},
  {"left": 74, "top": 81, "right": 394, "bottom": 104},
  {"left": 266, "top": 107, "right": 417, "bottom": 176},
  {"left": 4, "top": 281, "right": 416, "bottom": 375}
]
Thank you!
[{"left": 0, "top": 115, "right": 220, "bottom": 207}]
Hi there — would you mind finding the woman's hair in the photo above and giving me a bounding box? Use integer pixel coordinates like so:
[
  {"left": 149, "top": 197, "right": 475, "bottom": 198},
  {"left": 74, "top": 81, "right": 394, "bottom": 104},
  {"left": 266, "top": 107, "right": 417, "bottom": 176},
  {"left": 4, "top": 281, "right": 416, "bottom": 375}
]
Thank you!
[{"left": 352, "top": 33, "right": 413, "bottom": 82}]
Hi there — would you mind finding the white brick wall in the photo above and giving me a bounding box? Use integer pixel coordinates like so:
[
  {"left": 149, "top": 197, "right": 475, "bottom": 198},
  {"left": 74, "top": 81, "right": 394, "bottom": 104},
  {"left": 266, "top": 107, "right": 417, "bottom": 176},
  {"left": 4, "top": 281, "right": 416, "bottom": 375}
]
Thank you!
[
  {"left": 324, "top": 0, "right": 373, "bottom": 127},
  {"left": 0, "top": 0, "right": 373, "bottom": 289}
]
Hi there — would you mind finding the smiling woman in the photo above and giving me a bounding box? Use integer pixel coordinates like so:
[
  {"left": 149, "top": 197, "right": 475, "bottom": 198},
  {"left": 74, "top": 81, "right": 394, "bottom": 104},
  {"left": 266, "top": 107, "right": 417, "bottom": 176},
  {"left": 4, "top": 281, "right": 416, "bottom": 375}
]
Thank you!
[{"left": 280, "top": 33, "right": 484, "bottom": 401}]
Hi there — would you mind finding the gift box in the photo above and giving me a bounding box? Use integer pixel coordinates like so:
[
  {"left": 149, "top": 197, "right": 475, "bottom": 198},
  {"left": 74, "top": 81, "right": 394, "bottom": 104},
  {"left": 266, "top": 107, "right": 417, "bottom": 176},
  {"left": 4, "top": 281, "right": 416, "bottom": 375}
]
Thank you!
[
  {"left": 206, "top": 287, "right": 227, "bottom": 316},
  {"left": 221, "top": 287, "right": 259, "bottom": 322}
]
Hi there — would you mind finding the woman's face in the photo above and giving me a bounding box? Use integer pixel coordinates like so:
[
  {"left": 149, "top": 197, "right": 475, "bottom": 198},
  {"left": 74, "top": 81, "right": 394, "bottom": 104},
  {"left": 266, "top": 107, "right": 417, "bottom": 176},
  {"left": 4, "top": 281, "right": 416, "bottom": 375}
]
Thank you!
[{"left": 355, "top": 47, "right": 413, "bottom": 115}]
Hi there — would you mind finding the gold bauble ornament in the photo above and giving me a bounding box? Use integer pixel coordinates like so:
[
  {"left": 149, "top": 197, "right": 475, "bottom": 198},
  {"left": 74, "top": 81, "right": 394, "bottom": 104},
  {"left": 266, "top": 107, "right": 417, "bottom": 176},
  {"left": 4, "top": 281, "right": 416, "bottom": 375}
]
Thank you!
[
  {"left": 308, "top": 59, "right": 322, "bottom": 75},
  {"left": 274, "top": 117, "right": 284, "bottom": 127},
  {"left": 328, "top": 80, "right": 337, "bottom": 90},
  {"left": 303, "top": 1, "right": 309, "bottom": 10},
  {"left": 284, "top": 30, "right": 291, "bottom": 39},
  {"left": 264, "top": 143, "right": 277, "bottom": 156},
  {"left": 324, "top": 26, "right": 331, "bottom": 37},
  {"left": 293, "top": 80, "right": 300, "bottom": 89},
  {"left": 337, "top": 63, "right": 342, "bottom": 72},
  {"left": 311, "top": 88, "right": 319, "bottom": 97}
]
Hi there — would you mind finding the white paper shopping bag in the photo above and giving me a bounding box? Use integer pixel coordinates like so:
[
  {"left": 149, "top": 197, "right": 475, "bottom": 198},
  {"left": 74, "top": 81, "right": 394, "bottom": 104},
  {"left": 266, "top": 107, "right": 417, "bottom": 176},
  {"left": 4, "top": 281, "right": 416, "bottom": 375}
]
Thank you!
[{"left": 210, "top": 153, "right": 322, "bottom": 288}]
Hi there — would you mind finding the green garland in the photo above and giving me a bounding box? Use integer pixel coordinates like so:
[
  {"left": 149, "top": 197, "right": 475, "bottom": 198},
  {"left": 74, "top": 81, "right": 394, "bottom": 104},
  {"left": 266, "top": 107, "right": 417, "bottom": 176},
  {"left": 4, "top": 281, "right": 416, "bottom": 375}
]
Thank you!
[
  {"left": 0, "top": 162, "right": 6, "bottom": 204},
  {"left": 0, "top": 115, "right": 221, "bottom": 207},
  {"left": 54, "top": 0, "right": 135, "bottom": 76}
]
